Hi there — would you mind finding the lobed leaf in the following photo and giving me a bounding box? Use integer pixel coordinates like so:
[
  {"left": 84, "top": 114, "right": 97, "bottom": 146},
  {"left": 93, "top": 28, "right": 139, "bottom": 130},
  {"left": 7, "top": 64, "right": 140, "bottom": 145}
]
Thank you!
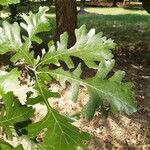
[
  {"left": 0, "top": 0, "right": 20, "bottom": 6},
  {"left": 0, "top": 69, "right": 21, "bottom": 96},
  {"left": 0, "top": 6, "right": 137, "bottom": 150},
  {"left": 27, "top": 109, "right": 90, "bottom": 150},
  {"left": 20, "top": 6, "right": 50, "bottom": 43},
  {"left": 0, "top": 21, "right": 22, "bottom": 54},
  {"left": 37, "top": 25, "right": 115, "bottom": 69},
  {"left": 0, "top": 92, "right": 34, "bottom": 138},
  {"left": 39, "top": 60, "right": 137, "bottom": 120},
  {"left": 0, "top": 7, "right": 50, "bottom": 66},
  {"left": 0, "top": 139, "right": 13, "bottom": 150},
  {"left": 26, "top": 77, "right": 90, "bottom": 150}
]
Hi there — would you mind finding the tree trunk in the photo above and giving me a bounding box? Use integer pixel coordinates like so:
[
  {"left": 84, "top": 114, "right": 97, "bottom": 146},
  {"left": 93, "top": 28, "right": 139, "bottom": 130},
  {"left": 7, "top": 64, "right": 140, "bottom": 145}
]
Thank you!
[
  {"left": 123, "top": 0, "right": 126, "bottom": 6},
  {"left": 112, "top": 0, "right": 117, "bottom": 7},
  {"left": 79, "top": 0, "right": 86, "bottom": 14},
  {"left": 55, "top": 0, "right": 77, "bottom": 48},
  {"left": 9, "top": 4, "right": 18, "bottom": 22},
  {"left": 142, "top": 0, "right": 150, "bottom": 14}
]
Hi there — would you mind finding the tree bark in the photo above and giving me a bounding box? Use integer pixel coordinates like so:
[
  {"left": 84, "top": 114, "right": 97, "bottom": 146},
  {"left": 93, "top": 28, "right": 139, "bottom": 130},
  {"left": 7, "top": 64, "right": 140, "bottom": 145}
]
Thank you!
[
  {"left": 55, "top": 0, "right": 77, "bottom": 48},
  {"left": 9, "top": 4, "right": 18, "bottom": 22},
  {"left": 79, "top": 0, "right": 86, "bottom": 14},
  {"left": 142, "top": 0, "right": 150, "bottom": 14},
  {"left": 112, "top": 0, "right": 118, "bottom": 7}
]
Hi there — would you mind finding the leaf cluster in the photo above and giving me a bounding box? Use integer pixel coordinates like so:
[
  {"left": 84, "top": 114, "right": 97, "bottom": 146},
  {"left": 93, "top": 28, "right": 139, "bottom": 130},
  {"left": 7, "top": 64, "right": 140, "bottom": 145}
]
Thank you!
[
  {"left": 0, "top": 0, "right": 20, "bottom": 6},
  {"left": 0, "top": 7, "right": 137, "bottom": 150}
]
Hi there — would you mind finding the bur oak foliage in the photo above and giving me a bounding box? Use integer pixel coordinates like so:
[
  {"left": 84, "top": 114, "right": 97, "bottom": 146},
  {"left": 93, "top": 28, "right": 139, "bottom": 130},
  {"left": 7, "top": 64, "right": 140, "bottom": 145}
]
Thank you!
[{"left": 0, "top": 6, "right": 137, "bottom": 150}]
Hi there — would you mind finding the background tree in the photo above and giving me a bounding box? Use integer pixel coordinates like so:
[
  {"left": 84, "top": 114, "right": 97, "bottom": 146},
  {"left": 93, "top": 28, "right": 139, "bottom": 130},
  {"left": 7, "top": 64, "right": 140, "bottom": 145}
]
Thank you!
[
  {"left": 55, "top": 0, "right": 77, "bottom": 48},
  {"left": 112, "top": 0, "right": 118, "bottom": 7},
  {"left": 79, "top": 0, "right": 86, "bottom": 14},
  {"left": 142, "top": 0, "right": 150, "bottom": 14},
  {"left": 9, "top": 4, "right": 18, "bottom": 22}
]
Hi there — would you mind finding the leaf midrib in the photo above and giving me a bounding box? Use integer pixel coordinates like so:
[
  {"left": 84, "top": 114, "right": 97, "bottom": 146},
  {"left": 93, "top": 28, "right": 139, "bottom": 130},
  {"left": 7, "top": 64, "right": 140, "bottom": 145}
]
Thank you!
[
  {"left": 0, "top": 109, "right": 31, "bottom": 124},
  {"left": 38, "top": 71, "right": 134, "bottom": 111}
]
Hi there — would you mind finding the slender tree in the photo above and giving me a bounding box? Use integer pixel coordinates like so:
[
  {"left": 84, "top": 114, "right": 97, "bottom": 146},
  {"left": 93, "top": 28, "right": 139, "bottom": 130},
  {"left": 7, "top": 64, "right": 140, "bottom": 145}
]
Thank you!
[
  {"left": 142, "top": 0, "right": 150, "bottom": 14},
  {"left": 55, "top": 0, "right": 77, "bottom": 48},
  {"left": 79, "top": 0, "right": 86, "bottom": 14},
  {"left": 9, "top": 4, "right": 18, "bottom": 22},
  {"left": 112, "top": 0, "right": 118, "bottom": 7}
]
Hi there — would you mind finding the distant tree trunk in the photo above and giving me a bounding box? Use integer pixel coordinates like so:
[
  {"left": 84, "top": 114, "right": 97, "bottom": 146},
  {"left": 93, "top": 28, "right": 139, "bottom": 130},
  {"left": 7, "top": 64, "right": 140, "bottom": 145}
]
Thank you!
[
  {"left": 123, "top": 0, "right": 126, "bottom": 5},
  {"left": 79, "top": 0, "right": 86, "bottom": 14},
  {"left": 123, "top": 0, "right": 131, "bottom": 5},
  {"left": 20, "top": 0, "right": 30, "bottom": 12},
  {"left": 9, "top": 4, "right": 18, "bottom": 22},
  {"left": 142, "top": 0, "right": 150, "bottom": 14},
  {"left": 0, "top": 5, "right": 3, "bottom": 11},
  {"left": 91, "top": 0, "right": 98, "bottom": 2},
  {"left": 112, "top": 0, "right": 118, "bottom": 7},
  {"left": 55, "top": 0, "right": 77, "bottom": 48}
]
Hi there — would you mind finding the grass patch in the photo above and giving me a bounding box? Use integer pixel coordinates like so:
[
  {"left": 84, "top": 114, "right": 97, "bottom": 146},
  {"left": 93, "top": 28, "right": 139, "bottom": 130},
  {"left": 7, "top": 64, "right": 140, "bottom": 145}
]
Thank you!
[
  {"left": 84, "top": 7, "right": 149, "bottom": 15},
  {"left": 78, "top": 7, "right": 150, "bottom": 44},
  {"left": 47, "top": 7, "right": 150, "bottom": 45},
  {"left": 78, "top": 13, "right": 150, "bottom": 44}
]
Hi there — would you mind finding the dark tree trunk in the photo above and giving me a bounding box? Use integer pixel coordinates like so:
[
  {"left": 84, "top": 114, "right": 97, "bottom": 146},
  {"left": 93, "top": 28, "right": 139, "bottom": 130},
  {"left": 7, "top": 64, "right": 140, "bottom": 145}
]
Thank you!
[
  {"left": 79, "top": 0, "right": 86, "bottom": 14},
  {"left": 142, "top": 0, "right": 150, "bottom": 14},
  {"left": 0, "top": 5, "right": 3, "bottom": 11},
  {"left": 9, "top": 4, "right": 18, "bottom": 22},
  {"left": 112, "top": 0, "right": 117, "bottom": 7},
  {"left": 55, "top": 0, "right": 77, "bottom": 48},
  {"left": 20, "top": 0, "right": 30, "bottom": 12}
]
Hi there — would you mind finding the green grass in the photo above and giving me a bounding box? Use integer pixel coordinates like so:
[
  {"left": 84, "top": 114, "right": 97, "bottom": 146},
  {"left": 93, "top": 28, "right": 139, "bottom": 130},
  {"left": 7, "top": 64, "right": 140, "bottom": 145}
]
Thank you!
[
  {"left": 79, "top": 7, "right": 150, "bottom": 44},
  {"left": 48, "top": 7, "right": 150, "bottom": 45},
  {"left": 78, "top": 13, "right": 150, "bottom": 44},
  {"left": 84, "top": 7, "right": 149, "bottom": 15}
]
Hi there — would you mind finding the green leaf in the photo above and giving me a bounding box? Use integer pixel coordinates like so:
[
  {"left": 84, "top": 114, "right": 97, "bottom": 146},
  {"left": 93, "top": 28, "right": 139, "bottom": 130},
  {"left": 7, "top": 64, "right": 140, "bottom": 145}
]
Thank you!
[
  {"left": 39, "top": 60, "right": 137, "bottom": 120},
  {"left": 12, "top": 145, "right": 24, "bottom": 150},
  {"left": 38, "top": 25, "right": 115, "bottom": 69},
  {"left": 0, "top": 6, "right": 137, "bottom": 149},
  {"left": 82, "top": 88, "right": 104, "bottom": 120},
  {"left": 0, "top": 7, "right": 50, "bottom": 66},
  {"left": 0, "top": 69, "right": 21, "bottom": 96},
  {"left": 0, "top": 21, "right": 22, "bottom": 54},
  {"left": 0, "top": 92, "right": 34, "bottom": 138},
  {"left": 0, "top": 139, "right": 13, "bottom": 150},
  {"left": 26, "top": 76, "right": 90, "bottom": 150},
  {"left": 0, "top": 139, "right": 23, "bottom": 150},
  {"left": 20, "top": 6, "right": 50, "bottom": 43},
  {"left": 10, "top": 39, "right": 35, "bottom": 66},
  {"left": 27, "top": 82, "right": 60, "bottom": 105},
  {"left": 0, "top": 0, "right": 20, "bottom": 6},
  {"left": 11, "top": 7, "right": 50, "bottom": 66},
  {"left": 27, "top": 109, "right": 90, "bottom": 150}
]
